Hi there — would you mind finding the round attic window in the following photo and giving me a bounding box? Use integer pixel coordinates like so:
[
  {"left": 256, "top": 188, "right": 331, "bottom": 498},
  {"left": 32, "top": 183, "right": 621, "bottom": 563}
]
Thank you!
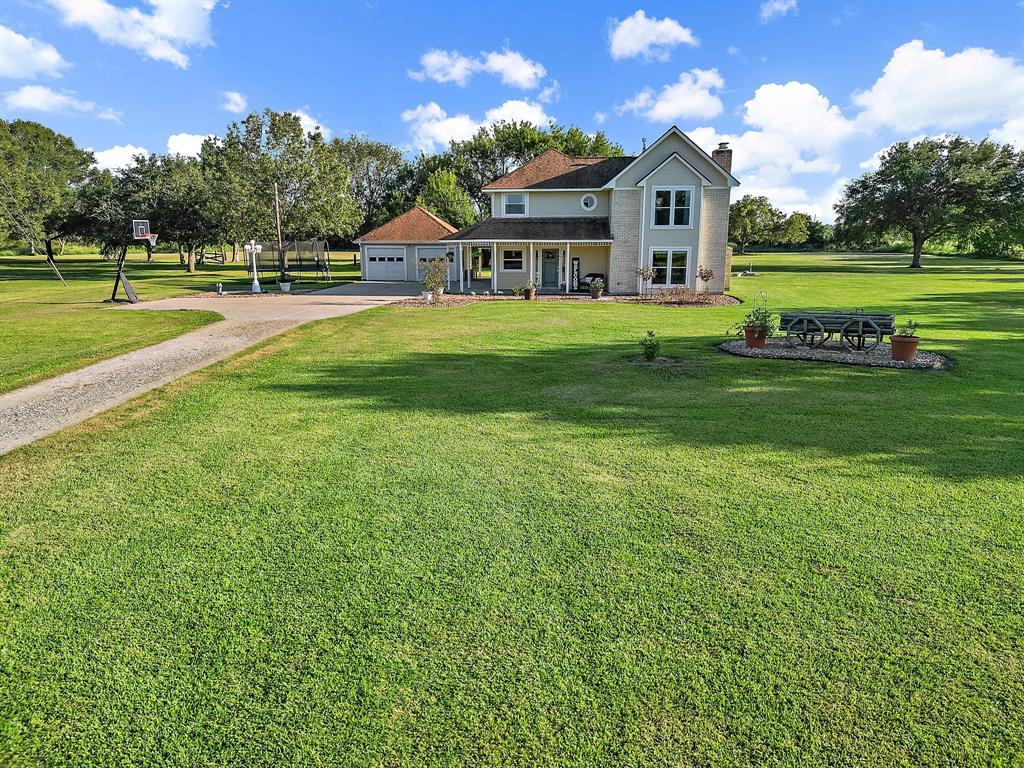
[{"left": 580, "top": 193, "right": 598, "bottom": 211}]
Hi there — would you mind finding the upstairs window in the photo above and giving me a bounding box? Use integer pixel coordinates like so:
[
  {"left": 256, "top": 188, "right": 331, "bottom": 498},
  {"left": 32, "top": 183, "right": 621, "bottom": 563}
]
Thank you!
[
  {"left": 652, "top": 187, "right": 692, "bottom": 227},
  {"left": 504, "top": 193, "right": 527, "bottom": 216}
]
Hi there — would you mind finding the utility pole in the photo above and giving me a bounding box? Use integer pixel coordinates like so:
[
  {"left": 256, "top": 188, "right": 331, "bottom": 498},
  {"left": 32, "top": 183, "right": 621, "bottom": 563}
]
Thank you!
[{"left": 274, "top": 181, "right": 286, "bottom": 277}]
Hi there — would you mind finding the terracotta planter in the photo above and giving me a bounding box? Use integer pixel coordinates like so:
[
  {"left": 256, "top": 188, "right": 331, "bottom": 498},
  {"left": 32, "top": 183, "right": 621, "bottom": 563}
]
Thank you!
[
  {"left": 743, "top": 326, "right": 767, "bottom": 348},
  {"left": 524, "top": 287, "right": 537, "bottom": 301},
  {"left": 590, "top": 287, "right": 604, "bottom": 299},
  {"left": 890, "top": 335, "right": 919, "bottom": 362}
]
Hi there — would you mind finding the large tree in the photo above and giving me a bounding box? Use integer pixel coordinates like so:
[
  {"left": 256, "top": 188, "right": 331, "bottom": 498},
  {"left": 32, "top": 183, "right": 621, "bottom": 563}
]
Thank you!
[
  {"left": 835, "top": 137, "right": 1023, "bottom": 267},
  {"left": 416, "top": 169, "right": 476, "bottom": 229},
  {"left": 333, "top": 135, "right": 410, "bottom": 235},
  {"left": 728, "top": 195, "right": 786, "bottom": 254},
  {"left": 0, "top": 119, "right": 93, "bottom": 258}
]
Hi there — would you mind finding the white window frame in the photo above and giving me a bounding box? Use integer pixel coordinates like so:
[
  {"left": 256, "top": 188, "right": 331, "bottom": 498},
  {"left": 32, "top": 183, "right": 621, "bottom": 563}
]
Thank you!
[
  {"left": 503, "top": 192, "right": 528, "bottom": 217},
  {"left": 648, "top": 247, "right": 691, "bottom": 288},
  {"left": 501, "top": 248, "right": 526, "bottom": 272},
  {"left": 650, "top": 186, "right": 694, "bottom": 229},
  {"left": 580, "top": 193, "right": 598, "bottom": 212}
]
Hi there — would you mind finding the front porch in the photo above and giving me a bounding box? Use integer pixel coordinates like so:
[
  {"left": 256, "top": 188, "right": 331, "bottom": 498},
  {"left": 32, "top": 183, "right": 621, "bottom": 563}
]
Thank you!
[{"left": 449, "top": 241, "right": 612, "bottom": 295}]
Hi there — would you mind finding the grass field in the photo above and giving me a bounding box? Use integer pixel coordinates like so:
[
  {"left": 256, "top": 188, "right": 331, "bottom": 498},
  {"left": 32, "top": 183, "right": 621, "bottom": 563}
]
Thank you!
[
  {"left": 0, "top": 250, "right": 359, "bottom": 393},
  {"left": 1, "top": 252, "right": 1022, "bottom": 766}
]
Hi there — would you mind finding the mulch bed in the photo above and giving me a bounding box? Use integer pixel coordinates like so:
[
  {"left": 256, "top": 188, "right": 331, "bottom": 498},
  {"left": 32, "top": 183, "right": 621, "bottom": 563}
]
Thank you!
[
  {"left": 394, "top": 293, "right": 740, "bottom": 309},
  {"left": 718, "top": 338, "right": 953, "bottom": 370}
]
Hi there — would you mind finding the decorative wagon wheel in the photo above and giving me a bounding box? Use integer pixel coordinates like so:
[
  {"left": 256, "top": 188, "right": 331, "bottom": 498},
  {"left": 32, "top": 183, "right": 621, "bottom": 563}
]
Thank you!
[
  {"left": 786, "top": 315, "right": 827, "bottom": 348},
  {"left": 840, "top": 318, "right": 882, "bottom": 352}
]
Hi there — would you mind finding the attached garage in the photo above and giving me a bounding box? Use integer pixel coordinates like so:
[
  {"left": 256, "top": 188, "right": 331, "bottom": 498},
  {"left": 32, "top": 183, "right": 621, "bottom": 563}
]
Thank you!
[
  {"left": 354, "top": 206, "right": 458, "bottom": 283},
  {"left": 364, "top": 246, "right": 407, "bottom": 281}
]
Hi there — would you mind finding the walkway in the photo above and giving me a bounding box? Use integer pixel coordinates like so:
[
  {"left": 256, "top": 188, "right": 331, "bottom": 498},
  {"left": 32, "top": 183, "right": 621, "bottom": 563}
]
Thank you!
[{"left": 0, "top": 282, "right": 419, "bottom": 456}]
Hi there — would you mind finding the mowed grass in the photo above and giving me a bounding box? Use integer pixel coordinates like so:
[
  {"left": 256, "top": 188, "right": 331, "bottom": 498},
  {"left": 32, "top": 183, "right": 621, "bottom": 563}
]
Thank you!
[
  {"left": 1, "top": 252, "right": 1022, "bottom": 766},
  {"left": 0, "top": 250, "right": 359, "bottom": 393}
]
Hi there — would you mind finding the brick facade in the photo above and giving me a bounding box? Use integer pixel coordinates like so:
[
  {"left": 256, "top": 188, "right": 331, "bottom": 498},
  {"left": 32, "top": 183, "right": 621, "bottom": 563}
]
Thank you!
[
  {"left": 698, "top": 188, "right": 731, "bottom": 294},
  {"left": 609, "top": 188, "right": 641, "bottom": 294}
]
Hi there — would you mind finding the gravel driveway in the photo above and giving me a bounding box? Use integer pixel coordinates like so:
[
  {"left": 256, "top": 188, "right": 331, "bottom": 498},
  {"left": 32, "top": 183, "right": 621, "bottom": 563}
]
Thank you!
[{"left": 0, "top": 283, "right": 418, "bottom": 456}]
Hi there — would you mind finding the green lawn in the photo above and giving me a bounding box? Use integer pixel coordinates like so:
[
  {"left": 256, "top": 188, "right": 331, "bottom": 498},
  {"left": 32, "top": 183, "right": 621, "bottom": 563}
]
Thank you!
[
  {"left": 0, "top": 250, "right": 359, "bottom": 393},
  {"left": 1, "top": 252, "right": 1022, "bottom": 766}
]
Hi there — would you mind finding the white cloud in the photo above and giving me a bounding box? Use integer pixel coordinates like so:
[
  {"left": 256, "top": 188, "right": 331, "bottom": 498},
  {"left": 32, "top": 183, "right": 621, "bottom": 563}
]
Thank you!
[
  {"left": 481, "top": 50, "right": 546, "bottom": 89},
  {"left": 536, "top": 80, "right": 562, "bottom": 104},
  {"left": 408, "top": 48, "right": 546, "bottom": 89},
  {"left": 852, "top": 40, "right": 1024, "bottom": 132},
  {"left": 223, "top": 90, "right": 246, "bottom": 113},
  {"left": 760, "top": 0, "right": 798, "bottom": 22},
  {"left": 48, "top": 0, "right": 217, "bottom": 69},
  {"left": 92, "top": 144, "right": 148, "bottom": 171},
  {"left": 688, "top": 82, "right": 855, "bottom": 221},
  {"left": 2, "top": 84, "right": 120, "bottom": 121},
  {"left": 608, "top": 10, "right": 698, "bottom": 62},
  {"left": 292, "top": 109, "right": 331, "bottom": 139},
  {"left": 167, "top": 132, "right": 214, "bottom": 156},
  {"left": 727, "top": 46, "right": 741, "bottom": 56},
  {"left": 989, "top": 118, "right": 1024, "bottom": 149},
  {"left": 616, "top": 68, "right": 725, "bottom": 122},
  {"left": 0, "top": 25, "right": 68, "bottom": 79},
  {"left": 593, "top": 110, "right": 607, "bottom": 125},
  {"left": 402, "top": 99, "right": 553, "bottom": 152},
  {"left": 409, "top": 49, "right": 477, "bottom": 86}
]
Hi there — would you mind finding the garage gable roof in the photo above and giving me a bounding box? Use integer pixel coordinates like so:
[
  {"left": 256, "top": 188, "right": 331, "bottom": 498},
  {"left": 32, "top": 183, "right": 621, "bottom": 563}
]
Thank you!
[{"left": 356, "top": 206, "right": 458, "bottom": 243}]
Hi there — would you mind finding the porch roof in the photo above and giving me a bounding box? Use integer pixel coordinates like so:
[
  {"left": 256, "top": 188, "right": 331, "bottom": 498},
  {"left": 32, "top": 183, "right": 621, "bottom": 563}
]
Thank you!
[{"left": 441, "top": 216, "right": 611, "bottom": 243}]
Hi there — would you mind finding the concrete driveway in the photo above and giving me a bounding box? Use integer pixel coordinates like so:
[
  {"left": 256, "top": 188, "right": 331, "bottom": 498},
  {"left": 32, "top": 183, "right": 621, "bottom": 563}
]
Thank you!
[{"left": 0, "top": 282, "right": 419, "bottom": 456}]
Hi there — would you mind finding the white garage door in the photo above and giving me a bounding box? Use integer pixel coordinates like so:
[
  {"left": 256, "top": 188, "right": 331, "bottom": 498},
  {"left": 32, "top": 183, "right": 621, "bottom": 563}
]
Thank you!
[
  {"left": 416, "top": 246, "right": 457, "bottom": 282},
  {"left": 365, "top": 247, "right": 407, "bottom": 281}
]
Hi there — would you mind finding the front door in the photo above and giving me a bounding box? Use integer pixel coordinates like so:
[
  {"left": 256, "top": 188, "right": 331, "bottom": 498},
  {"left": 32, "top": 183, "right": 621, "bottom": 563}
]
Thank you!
[{"left": 541, "top": 249, "right": 560, "bottom": 288}]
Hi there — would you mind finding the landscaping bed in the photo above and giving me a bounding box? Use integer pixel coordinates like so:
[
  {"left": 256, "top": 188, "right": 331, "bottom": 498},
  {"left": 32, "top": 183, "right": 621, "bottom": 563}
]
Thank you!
[
  {"left": 394, "top": 292, "right": 740, "bottom": 308},
  {"left": 718, "top": 337, "right": 953, "bottom": 369}
]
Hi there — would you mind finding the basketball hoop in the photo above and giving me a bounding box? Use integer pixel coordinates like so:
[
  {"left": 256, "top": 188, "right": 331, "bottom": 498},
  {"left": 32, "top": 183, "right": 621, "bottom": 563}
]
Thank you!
[{"left": 132, "top": 219, "right": 158, "bottom": 247}]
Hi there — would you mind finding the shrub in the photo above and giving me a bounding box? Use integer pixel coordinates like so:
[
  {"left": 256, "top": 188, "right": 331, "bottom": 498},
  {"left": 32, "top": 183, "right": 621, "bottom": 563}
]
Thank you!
[
  {"left": 658, "top": 285, "right": 693, "bottom": 302},
  {"left": 639, "top": 330, "right": 660, "bottom": 361},
  {"left": 697, "top": 265, "right": 714, "bottom": 292},
  {"left": 421, "top": 258, "right": 449, "bottom": 295},
  {"left": 511, "top": 285, "right": 523, "bottom": 296},
  {"left": 635, "top": 265, "right": 655, "bottom": 296}
]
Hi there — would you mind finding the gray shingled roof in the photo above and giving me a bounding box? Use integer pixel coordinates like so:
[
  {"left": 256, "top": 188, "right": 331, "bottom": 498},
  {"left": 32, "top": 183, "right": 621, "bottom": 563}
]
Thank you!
[{"left": 441, "top": 217, "right": 612, "bottom": 242}]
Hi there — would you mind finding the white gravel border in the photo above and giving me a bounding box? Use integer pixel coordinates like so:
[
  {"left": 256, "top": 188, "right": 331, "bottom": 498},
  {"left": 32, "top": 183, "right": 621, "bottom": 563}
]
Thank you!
[{"left": 718, "top": 338, "right": 952, "bottom": 369}]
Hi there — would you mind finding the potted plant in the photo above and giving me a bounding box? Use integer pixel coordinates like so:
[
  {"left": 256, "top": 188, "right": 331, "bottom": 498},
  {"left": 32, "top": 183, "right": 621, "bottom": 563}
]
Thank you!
[
  {"left": 421, "top": 257, "right": 448, "bottom": 301},
  {"left": 524, "top": 279, "right": 539, "bottom": 301},
  {"left": 511, "top": 285, "right": 523, "bottom": 298},
  {"left": 736, "top": 306, "right": 776, "bottom": 348},
  {"left": 890, "top": 319, "right": 920, "bottom": 361},
  {"left": 589, "top": 278, "right": 605, "bottom": 299},
  {"left": 278, "top": 272, "right": 294, "bottom": 292}
]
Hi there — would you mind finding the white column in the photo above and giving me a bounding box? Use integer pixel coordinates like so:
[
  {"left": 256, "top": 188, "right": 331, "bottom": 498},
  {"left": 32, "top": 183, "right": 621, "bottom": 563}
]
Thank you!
[
  {"left": 529, "top": 243, "right": 534, "bottom": 287},
  {"left": 565, "top": 242, "right": 571, "bottom": 293},
  {"left": 458, "top": 245, "right": 464, "bottom": 294},
  {"left": 492, "top": 242, "right": 498, "bottom": 293}
]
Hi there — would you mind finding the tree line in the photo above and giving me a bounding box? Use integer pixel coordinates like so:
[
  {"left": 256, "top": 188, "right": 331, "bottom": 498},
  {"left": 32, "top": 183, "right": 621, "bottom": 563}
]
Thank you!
[
  {"left": 0, "top": 111, "right": 622, "bottom": 273},
  {"left": 730, "top": 136, "right": 1023, "bottom": 265}
]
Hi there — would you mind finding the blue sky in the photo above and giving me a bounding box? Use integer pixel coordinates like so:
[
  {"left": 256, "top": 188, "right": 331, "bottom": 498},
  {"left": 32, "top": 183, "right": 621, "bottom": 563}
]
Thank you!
[{"left": 1, "top": 0, "right": 1021, "bottom": 221}]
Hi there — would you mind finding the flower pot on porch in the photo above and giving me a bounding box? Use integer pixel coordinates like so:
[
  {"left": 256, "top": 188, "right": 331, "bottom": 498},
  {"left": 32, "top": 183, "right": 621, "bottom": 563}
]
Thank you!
[
  {"left": 590, "top": 287, "right": 604, "bottom": 299},
  {"left": 524, "top": 287, "right": 537, "bottom": 301},
  {"left": 890, "top": 335, "right": 919, "bottom": 362},
  {"left": 743, "top": 326, "right": 767, "bottom": 348}
]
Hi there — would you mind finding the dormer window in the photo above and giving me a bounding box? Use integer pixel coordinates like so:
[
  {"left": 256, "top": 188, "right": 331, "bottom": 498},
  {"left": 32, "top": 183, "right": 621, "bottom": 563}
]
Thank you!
[{"left": 504, "top": 192, "right": 527, "bottom": 216}]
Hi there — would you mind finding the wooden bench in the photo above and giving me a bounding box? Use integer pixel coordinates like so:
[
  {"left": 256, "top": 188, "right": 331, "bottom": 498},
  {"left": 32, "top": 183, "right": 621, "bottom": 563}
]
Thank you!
[{"left": 780, "top": 310, "right": 896, "bottom": 352}]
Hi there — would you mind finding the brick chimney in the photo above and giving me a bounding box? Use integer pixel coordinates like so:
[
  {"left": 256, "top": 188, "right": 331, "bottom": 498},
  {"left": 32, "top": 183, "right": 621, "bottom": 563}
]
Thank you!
[{"left": 712, "top": 142, "right": 732, "bottom": 173}]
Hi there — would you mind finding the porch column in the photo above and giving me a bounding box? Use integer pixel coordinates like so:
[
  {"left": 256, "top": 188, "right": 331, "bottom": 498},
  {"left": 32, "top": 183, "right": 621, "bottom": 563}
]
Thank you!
[
  {"left": 565, "top": 242, "right": 571, "bottom": 293},
  {"left": 458, "top": 245, "right": 464, "bottom": 294},
  {"left": 492, "top": 241, "right": 498, "bottom": 293},
  {"left": 529, "top": 243, "right": 534, "bottom": 286}
]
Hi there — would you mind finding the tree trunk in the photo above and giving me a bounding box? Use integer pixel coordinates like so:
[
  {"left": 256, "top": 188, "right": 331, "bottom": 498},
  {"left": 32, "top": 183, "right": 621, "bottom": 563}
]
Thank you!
[
  {"left": 44, "top": 238, "right": 55, "bottom": 261},
  {"left": 145, "top": 240, "right": 153, "bottom": 261},
  {"left": 910, "top": 232, "right": 924, "bottom": 269},
  {"left": 57, "top": 238, "right": 66, "bottom": 257},
  {"left": 178, "top": 244, "right": 185, "bottom": 265},
  {"left": 186, "top": 246, "right": 196, "bottom": 273},
  {"left": 231, "top": 242, "right": 239, "bottom": 262}
]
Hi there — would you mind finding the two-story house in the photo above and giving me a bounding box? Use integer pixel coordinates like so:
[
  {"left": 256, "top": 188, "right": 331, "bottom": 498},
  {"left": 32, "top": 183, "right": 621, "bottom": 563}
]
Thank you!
[{"left": 355, "top": 126, "right": 738, "bottom": 294}]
